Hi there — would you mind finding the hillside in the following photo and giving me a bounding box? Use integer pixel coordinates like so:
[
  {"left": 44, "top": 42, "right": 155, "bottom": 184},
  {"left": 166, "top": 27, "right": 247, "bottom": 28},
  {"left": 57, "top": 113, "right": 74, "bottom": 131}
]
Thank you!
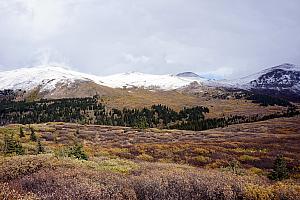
[
  {"left": 232, "top": 63, "right": 300, "bottom": 101},
  {"left": 0, "top": 63, "right": 299, "bottom": 102},
  {"left": 1, "top": 116, "right": 300, "bottom": 199}
]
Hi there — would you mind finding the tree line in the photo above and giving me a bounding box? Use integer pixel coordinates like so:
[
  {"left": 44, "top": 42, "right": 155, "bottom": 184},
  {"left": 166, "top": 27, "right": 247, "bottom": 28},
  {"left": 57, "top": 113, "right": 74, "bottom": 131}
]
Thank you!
[
  {"left": 0, "top": 96, "right": 209, "bottom": 128},
  {"left": 170, "top": 106, "right": 299, "bottom": 131},
  {"left": 0, "top": 96, "right": 298, "bottom": 131}
]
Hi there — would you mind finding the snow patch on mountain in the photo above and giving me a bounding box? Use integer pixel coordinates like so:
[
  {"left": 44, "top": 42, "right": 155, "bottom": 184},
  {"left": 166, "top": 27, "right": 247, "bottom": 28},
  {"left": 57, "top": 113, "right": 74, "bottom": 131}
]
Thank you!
[
  {"left": 0, "top": 63, "right": 299, "bottom": 96},
  {"left": 234, "top": 63, "right": 300, "bottom": 86},
  {"left": 0, "top": 66, "right": 208, "bottom": 91},
  {"left": 99, "top": 71, "right": 205, "bottom": 90},
  {"left": 0, "top": 65, "right": 103, "bottom": 91}
]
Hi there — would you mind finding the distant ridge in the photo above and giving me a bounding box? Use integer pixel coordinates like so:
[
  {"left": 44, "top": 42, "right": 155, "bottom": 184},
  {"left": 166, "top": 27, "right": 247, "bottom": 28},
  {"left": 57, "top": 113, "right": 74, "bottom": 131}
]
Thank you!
[
  {"left": 0, "top": 63, "right": 299, "bottom": 101},
  {"left": 176, "top": 72, "right": 200, "bottom": 78},
  {"left": 231, "top": 63, "right": 300, "bottom": 102}
]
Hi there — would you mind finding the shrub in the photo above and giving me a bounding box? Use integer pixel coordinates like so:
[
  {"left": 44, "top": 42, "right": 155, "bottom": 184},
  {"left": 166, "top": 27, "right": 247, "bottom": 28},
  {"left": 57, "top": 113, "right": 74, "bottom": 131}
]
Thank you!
[
  {"left": 244, "top": 183, "right": 274, "bottom": 200},
  {"left": 67, "top": 143, "right": 88, "bottom": 160},
  {"left": 0, "top": 183, "right": 38, "bottom": 200},
  {"left": 0, "top": 155, "right": 53, "bottom": 181},
  {"left": 137, "top": 153, "right": 154, "bottom": 162},
  {"left": 18, "top": 169, "right": 137, "bottom": 200},
  {"left": 239, "top": 155, "right": 260, "bottom": 162},
  {"left": 190, "top": 155, "right": 211, "bottom": 165},
  {"left": 1, "top": 155, "right": 300, "bottom": 200},
  {"left": 192, "top": 147, "right": 210, "bottom": 155},
  {"left": 224, "top": 159, "right": 243, "bottom": 175},
  {"left": 248, "top": 167, "right": 264, "bottom": 176}
]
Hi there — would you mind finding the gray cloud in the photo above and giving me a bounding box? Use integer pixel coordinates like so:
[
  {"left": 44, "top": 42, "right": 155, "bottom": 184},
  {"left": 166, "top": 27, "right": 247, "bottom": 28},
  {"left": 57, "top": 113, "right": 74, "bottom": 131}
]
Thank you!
[{"left": 0, "top": 0, "right": 299, "bottom": 78}]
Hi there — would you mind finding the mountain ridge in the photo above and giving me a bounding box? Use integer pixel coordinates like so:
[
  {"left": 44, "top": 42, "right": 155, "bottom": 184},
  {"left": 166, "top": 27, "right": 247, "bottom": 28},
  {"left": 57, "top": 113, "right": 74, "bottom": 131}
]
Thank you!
[{"left": 0, "top": 63, "right": 299, "bottom": 101}]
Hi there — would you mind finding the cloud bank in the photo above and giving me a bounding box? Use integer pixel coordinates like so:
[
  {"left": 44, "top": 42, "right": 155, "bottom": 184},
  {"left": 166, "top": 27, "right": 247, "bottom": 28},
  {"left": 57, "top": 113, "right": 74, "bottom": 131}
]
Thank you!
[{"left": 0, "top": 0, "right": 299, "bottom": 78}]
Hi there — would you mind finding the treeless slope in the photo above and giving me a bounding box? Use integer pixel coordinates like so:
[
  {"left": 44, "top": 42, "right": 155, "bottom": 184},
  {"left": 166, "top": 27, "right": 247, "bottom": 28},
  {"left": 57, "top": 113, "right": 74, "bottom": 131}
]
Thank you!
[{"left": 43, "top": 80, "right": 124, "bottom": 99}]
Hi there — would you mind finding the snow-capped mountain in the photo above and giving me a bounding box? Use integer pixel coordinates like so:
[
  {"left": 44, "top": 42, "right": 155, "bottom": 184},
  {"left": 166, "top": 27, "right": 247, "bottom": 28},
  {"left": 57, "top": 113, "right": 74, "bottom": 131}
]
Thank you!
[
  {"left": 0, "top": 63, "right": 299, "bottom": 101},
  {"left": 0, "top": 65, "right": 104, "bottom": 92},
  {"left": 235, "top": 63, "right": 300, "bottom": 90},
  {"left": 0, "top": 65, "right": 206, "bottom": 92},
  {"left": 100, "top": 71, "right": 208, "bottom": 90},
  {"left": 176, "top": 72, "right": 201, "bottom": 78},
  {"left": 231, "top": 63, "right": 300, "bottom": 101}
]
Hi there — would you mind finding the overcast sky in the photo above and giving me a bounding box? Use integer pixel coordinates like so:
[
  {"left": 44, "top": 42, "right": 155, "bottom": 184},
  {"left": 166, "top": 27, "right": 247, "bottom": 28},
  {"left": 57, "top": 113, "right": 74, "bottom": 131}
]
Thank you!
[{"left": 0, "top": 0, "right": 299, "bottom": 78}]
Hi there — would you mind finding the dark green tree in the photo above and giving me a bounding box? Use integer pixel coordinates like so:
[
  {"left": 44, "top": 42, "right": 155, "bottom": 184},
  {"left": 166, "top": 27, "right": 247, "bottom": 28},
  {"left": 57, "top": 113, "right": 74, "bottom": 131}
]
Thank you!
[
  {"left": 269, "top": 155, "right": 289, "bottom": 181},
  {"left": 68, "top": 143, "right": 88, "bottom": 160},
  {"left": 2, "top": 134, "right": 16, "bottom": 155},
  {"left": 19, "top": 126, "right": 25, "bottom": 138},
  {"left": 15, "top": 141, "right": 25, "bottom": 155},
  {"left": 36, "top": 140, "right": 45, "bottom": 154},
  {"left": 134, "top": 116, "right": 149, "bottom": 129},
  {"left": 2, "top": 134, "right": 24, "bottom": 155},
  {"left": 30, "top": 127, "right": 37, "bottom": 142}
]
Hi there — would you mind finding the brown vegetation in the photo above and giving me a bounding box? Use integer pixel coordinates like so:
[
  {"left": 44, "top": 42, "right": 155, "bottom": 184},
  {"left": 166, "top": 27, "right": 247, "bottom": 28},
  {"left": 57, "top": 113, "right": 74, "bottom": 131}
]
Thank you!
[
  {"left": 1, "top": 154, "right": 300, "bottom": 200},
  {"left": 0, "top": 115, "right": 299, "bottom": 199}
]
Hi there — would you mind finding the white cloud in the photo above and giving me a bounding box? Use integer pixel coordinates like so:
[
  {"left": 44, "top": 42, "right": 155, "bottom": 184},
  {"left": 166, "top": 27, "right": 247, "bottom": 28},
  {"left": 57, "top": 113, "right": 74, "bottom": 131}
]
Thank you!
[
  {"left": 124, "top": 54, "right": 150, "bottom": 64},
  {"left": 0, "top": 0, "right": 299, "bottom": 78}
]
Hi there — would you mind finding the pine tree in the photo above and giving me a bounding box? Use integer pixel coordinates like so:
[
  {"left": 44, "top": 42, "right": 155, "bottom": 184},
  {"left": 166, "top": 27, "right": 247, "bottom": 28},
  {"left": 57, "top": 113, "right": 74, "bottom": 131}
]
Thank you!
[
  {"left": 36, "top": 140, "right": 45, "bottom": 154},
  {"left": 68, "top": 143, "right": 88, "bottom": 160},
  {"left": 2, "top": 134, "right": 24, "bottom": 155},
  {"left": 30, "top": 127, "right": 37, "bottom": 142},
  {"left": 19, "top": 126, "right": 25, "bottom": 138},
  {"left": 269, "top": 155, "right": 289, "bottom": 181},
  {"left": 15, "top": 141, "right": 25, "bottom": 155},
  {"left": 134, "top": 116, "right": 149, "bottom": 129},
  {"left": 3, "top": 134, "right": 16, "bottom": 155}
]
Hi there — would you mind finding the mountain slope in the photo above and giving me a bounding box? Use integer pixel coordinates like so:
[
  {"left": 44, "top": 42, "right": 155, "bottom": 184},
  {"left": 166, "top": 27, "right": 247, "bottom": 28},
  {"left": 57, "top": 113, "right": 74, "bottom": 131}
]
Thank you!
[
  {"left": 99, "top": 72, "right": 207, "bottom": 90},
  {"left": 0, "top": 63, "right": 299, "bottom": 101},
  {"left": 233, "top": 63, "right": 300, "bottom": 101},
  {"left": 176, "top": 72, "right": 201, "bottom": 78},
  {"left": 0, "top": 66, "right": 206, "bottom": 92},
  {"left": 0, "top": 65, "right": 103, "bottom": 91}
]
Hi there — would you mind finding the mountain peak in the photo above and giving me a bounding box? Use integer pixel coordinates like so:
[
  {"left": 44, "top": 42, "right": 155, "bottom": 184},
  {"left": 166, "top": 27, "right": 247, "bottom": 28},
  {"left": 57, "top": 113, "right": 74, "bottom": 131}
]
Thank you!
[
  {"left": 176, "top": 72, "right": 200, "bottom": 78},
  {"left": 268, "top": 63, "right": 299, "bottom": 71}
]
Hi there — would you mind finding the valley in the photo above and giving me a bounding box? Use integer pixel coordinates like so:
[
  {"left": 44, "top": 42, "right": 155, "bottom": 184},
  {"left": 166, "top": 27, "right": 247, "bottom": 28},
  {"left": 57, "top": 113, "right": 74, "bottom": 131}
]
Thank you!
[
  {"left": 0, "top": 63, "right": 300, "bottom": 199},
  {"left": 1, "top": 1, "right": 299, "bottom": 199}
]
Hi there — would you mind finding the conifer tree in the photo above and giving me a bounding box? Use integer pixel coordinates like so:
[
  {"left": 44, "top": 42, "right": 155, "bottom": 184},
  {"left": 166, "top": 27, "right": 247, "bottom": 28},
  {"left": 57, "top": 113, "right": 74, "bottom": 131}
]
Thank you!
[
  {"left": 30, "top": 127, "right": 37, "bottom": 142},
  {"left": 3, "top": 134, "right": 16, "bottom": 155},
  {"left": 19, "top": 126, "right": 25, "bottom": 138},
  {"left": 15, "top": 141, "right": 25, "bottom": 155},
  {"left": 36, "top": 140, "right": 45, "bottom": 154},
  {"left": 2, "top": 134, "right": 24, "bottom": 155},
  {"left": 68, "top": 143, "right": 88, "bottom": 160},
  {"left": 269, "top": 155, "right": 289, "bottom": 181}
]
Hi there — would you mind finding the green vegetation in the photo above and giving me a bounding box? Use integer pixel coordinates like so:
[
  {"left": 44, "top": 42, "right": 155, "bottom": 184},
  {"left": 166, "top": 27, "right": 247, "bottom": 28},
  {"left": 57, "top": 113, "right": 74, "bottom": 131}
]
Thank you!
[
  {"left": 67, "top": 143, "right": 88, "bottom": 160},
  {"left": 269, "top": 155, "right": 289, "bottom": 181},
  {"left": 2, "top": 133, "right": 24, "bottom": 156},
  {"left": 36, "top": 140, "right": 45, "bottom": 154},
  {"left": 1, "top": 96, "right": 298, "bottom": 132},
  {"left": 246, "top": 93, "right": 292, "bottom": 107},
  {"left": 19, "top": 126, "right": 25, "bottom": 138},
  {"left": 30, "top": 127, "right": 37, "bottom": 142}
]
